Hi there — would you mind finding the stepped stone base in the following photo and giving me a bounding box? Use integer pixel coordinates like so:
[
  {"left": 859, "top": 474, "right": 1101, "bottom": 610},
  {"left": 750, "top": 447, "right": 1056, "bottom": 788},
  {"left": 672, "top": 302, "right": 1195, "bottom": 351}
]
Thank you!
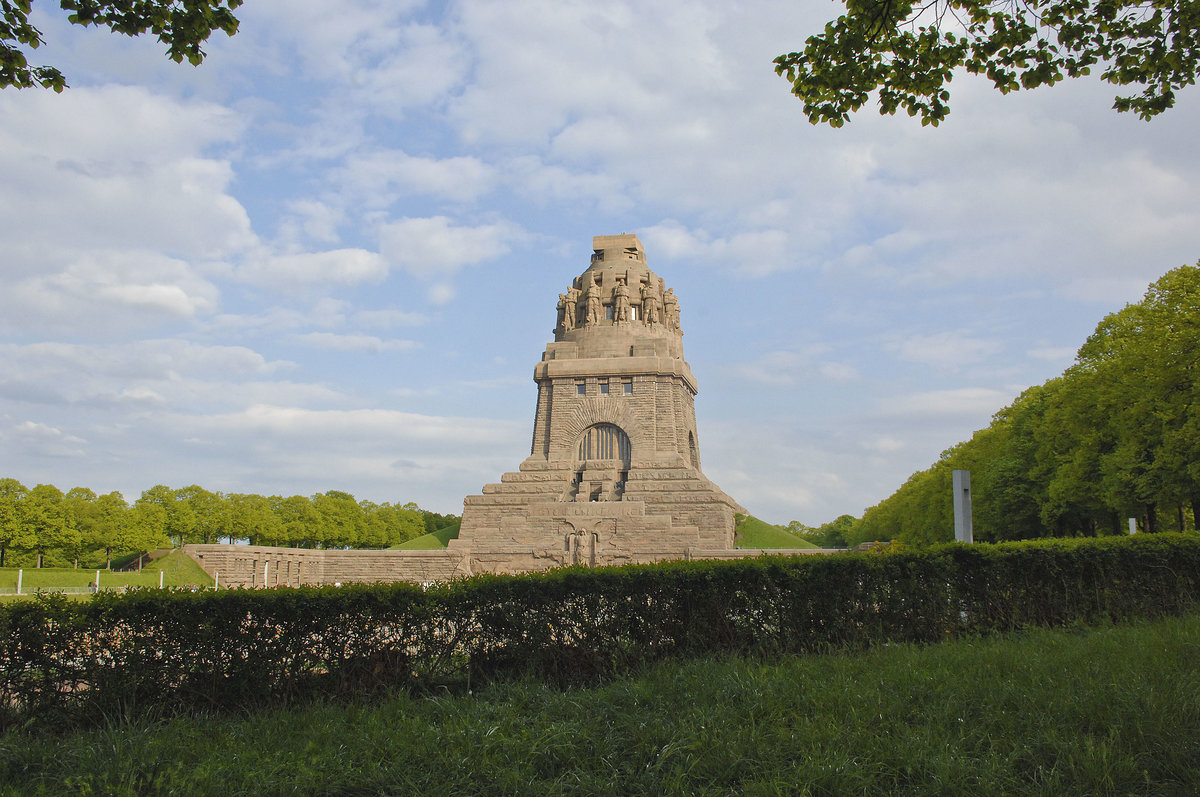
[{"left": 451, "top": 458, "right": 747, "bottom": 574}]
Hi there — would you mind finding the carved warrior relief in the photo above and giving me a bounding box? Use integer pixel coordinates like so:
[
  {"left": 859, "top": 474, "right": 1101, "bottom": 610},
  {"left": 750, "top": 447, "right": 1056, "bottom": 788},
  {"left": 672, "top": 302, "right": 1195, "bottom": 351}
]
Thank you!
[
  {"left": 613, "top": 277, "right": 631, "bottom": 324},
  {"left": 554, "top": 270, "right": 682, "bottom": 334},
  {"left": 640, "top": 282, "right": 662, "bottom": 325},
  {"left": 585, "top": 276, "right": 603, "bottom": 325},
  {"left": 664, "top": 287, "right": 681, "bottom": 331}
]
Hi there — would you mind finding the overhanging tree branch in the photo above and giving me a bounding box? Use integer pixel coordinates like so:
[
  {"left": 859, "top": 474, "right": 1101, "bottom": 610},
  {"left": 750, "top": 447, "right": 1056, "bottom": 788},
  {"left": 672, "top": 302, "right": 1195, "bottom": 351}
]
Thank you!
[
  {"left": 775, "top": 0, "right": 1200, "bottom": 125},
  {"left": 1, "top": 0, "right": 243, "bottom": 91}
]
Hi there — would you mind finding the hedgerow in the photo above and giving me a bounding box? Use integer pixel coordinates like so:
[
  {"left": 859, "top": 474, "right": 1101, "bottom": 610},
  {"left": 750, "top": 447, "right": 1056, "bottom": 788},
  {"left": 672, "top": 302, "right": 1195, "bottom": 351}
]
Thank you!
[{"left": 2, "top": 534, "right": 1198, "bottom": 729}]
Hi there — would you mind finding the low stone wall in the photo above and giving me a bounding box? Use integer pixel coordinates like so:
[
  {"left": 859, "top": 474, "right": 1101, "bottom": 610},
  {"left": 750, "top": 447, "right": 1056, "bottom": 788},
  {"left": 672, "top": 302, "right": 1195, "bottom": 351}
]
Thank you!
[
  {"left": 181, "top": 544, "right": 469, "bottom": 588},
  {"left": 180, "top": 543, "right": 836, "bottom": 588},
  {"left": 691, "top": 548, "right": 838, "bottom": 560}
]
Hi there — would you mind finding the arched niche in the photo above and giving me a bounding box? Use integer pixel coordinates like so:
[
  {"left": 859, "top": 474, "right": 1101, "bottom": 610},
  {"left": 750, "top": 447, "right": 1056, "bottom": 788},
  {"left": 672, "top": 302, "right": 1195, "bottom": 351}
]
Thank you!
[{"left": 576, "top": 423, "right": 631, "bottom": 466}]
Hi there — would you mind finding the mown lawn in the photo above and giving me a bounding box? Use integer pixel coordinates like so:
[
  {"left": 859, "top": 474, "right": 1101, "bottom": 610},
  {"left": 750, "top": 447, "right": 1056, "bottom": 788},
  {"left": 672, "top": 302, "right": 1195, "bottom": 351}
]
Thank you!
[
  {"left": 2, "top": 613, "right": 1197, "bottom": 795},
  {"left": 0, "top": 550, "right": 213, "bottom": 597},
  {"left": 392, "top": 520, "right": 462, "bottom": 550},
  {"left": 734, "top": 515, "right": 818, "bottom": 548}
]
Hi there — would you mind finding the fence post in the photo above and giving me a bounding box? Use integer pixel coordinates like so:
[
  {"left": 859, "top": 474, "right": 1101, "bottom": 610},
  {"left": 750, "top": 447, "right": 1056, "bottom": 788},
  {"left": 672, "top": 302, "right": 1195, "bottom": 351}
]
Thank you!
[{"left": 16, "top": 569, "right": 21, "bottom": 595}]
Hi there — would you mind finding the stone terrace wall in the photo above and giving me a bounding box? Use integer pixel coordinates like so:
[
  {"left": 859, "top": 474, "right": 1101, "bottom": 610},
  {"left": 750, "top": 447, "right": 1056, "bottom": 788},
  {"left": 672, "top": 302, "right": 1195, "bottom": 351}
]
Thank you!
[
  {"left": 181, "top": 543, "right": 835, "bottom": 588},
  {"left": 182, "top": 544, "right": 469, "bottom": 588}
]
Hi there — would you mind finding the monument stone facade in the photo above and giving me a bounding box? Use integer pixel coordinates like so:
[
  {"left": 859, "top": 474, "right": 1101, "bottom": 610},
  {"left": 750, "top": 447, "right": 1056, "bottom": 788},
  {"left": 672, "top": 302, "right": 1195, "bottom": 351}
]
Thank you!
[{"left": 449, "top": 233, "right": 747, "bottom": 573}]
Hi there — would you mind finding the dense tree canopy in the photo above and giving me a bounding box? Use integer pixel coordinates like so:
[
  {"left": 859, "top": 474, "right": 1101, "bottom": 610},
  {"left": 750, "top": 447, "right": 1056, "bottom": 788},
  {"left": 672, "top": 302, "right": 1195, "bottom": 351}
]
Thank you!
[
  {"left": 838, "top": 262, "right": 1200, "bottom": 546},
  {"left": 0, "top": 481, "right": 454, "bottom": 568},
  {"left": 1, "top": 0, "right": 243, "bottom": 90},
  {"left": 775, "top": 0, "right": 1200, "bottom": 126}
]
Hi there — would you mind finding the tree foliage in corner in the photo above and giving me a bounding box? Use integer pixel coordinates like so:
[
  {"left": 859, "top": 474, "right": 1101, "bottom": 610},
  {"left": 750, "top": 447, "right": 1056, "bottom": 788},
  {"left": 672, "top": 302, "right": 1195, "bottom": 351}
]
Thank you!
[
  {"left": 775, "top": 0, "right": 1200, "bottom": 126},
  {"left": 1, "top": 0, "right": 243, "bottom": 91},
  {"left": 848, "top": 262, "right": 1200, "bottom": 546}
]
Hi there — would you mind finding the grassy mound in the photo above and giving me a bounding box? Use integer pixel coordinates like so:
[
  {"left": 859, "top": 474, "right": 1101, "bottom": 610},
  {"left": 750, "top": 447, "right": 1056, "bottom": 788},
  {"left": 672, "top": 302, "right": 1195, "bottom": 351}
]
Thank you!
[
  {"left": 393, "top": 520, "right": 462, "bottom": 550},
  {"left": 734, "top": 515, "right": 817, "bottom": 548}
]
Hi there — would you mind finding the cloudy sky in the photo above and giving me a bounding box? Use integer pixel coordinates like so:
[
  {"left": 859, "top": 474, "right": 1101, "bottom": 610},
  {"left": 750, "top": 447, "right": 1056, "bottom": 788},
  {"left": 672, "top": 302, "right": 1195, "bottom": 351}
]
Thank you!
[{"left": 2, "top": 0, "right": 1197, "bottom": 525}]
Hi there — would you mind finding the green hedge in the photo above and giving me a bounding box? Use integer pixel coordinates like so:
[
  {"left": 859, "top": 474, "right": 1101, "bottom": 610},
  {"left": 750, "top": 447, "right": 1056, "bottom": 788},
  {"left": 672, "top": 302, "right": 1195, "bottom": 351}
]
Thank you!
[{"left": 2, "top": 534, "right": 1199, "bottom": 729}]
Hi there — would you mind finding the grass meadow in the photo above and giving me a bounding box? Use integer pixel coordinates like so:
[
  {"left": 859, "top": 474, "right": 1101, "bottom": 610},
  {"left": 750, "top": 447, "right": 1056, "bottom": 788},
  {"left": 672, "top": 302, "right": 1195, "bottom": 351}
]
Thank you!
[
  {"left": 0, "top": 551, "right": 213, "bottom": 600},
  {"left": 1, "top": 613, "right": 1196, "bottom": 795},
  {"left": 733, "top": 516, "right": 818, "bottom": 549}
]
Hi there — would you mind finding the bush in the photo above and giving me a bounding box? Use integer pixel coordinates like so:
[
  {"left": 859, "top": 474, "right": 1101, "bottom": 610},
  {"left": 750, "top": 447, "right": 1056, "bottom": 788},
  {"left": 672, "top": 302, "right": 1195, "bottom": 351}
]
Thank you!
[{"left": 2, "top": 534, "right": 1198, "bottom": 729}]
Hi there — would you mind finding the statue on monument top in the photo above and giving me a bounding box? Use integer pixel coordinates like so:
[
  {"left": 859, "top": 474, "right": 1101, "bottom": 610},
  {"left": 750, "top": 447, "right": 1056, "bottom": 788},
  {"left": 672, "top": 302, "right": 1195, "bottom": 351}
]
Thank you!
[
  {"left": 613, "top": 276, "right": 631, "bottom": 324},
  {"left": 584, "top": 276, "right": 603, "bottom": 326},
  {"left": 641, "top": 280, "right": 662, "bottom": 326},
  {"left": 664, "top": 286, "right": 681, "bottom": 332},
  {"left": 557, "top": 285, "right": 579, "bottom": 333}
]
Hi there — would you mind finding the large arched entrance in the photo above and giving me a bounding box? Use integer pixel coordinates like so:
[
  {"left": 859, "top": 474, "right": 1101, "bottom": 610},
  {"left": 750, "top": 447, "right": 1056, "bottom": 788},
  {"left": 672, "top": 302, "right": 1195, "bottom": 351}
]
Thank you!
[{"left": 569, "top": 423, "right": 631, "bottom": 501}]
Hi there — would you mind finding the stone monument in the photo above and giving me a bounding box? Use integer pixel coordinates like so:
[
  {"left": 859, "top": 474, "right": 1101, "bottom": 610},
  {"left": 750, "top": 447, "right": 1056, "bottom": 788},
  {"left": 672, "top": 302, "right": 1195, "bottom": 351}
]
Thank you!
[
  {"left": 450, "top": 234, "right": 746, "bottom": 574},
  {"left": 181, "top": 234, "right": 819, "bottom": 589}
]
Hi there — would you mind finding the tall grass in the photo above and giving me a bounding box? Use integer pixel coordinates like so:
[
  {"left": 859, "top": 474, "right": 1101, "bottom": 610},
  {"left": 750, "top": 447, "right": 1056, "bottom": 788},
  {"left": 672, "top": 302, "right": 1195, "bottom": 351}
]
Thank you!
[{"left": 2, "top": 613, "right": 1197, "bottom": 795}]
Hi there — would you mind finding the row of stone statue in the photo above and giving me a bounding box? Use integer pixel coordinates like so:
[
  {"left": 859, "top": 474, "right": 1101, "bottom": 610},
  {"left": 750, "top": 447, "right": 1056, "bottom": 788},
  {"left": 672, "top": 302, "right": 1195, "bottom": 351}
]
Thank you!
[{"left": 556, "top": 275, "right": 681, "bottom": 333}]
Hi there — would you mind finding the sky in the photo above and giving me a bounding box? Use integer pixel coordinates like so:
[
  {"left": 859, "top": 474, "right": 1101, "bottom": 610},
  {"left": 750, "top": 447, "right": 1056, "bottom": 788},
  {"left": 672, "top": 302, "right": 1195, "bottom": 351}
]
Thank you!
[{"left": 2, "top": 0, "right": 1198, "bottom": 526}]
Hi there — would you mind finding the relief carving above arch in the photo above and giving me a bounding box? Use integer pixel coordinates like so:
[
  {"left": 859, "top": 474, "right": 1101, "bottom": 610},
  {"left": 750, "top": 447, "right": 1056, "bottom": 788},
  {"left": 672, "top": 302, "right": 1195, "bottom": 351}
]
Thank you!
[{"left": 551, "top": 397, "right": 645, "bottom": 461}]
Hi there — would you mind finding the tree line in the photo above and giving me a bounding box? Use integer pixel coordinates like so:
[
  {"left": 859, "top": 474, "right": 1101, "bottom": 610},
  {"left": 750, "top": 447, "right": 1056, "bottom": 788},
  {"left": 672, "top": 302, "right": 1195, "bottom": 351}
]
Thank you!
[
  {"left": 0, "top": 481, "right": 458, "bottom": 569},
  {"left": 804, "top": 263, "right": 1200, "bottom": 548}
]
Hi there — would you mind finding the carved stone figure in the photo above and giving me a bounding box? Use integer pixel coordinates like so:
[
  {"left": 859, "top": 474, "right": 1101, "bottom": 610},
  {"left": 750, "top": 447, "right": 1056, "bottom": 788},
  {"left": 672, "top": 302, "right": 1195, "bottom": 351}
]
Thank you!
[
  {"left": 558, "top": 286, "right": 581, "bottom": 332},
  {"left": 556, "top": 293, "right": 569, "bottom": 333},
  {"left": 613, "top": 276, "right": 631, "bottom": 323},
  {"left": 641, "top": 282, "right": 662, "bottom": 325},
  {"left": 585, "top": 278, "right": 602, "bottom": 325},
  {"left": 664, "top": 287, "right": 680, "bottom": 331},
  {"left": 565, "top": 286, "right": 580, "bottom": 329}
]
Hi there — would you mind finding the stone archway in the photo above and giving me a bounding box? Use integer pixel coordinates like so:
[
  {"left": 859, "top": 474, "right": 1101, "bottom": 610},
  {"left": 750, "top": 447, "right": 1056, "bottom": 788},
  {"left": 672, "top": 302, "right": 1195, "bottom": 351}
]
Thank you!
[{"left": 570, "top": 423, "right": 631, "bottom": 502}]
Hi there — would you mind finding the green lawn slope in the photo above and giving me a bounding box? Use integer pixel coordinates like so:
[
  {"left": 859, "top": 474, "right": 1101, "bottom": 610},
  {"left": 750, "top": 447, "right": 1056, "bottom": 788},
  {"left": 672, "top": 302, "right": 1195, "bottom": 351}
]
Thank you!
[
  {"left": 734, "top": 515, "right": 817, "bottom": 548},
  {"left": 0, "top": 549, "right": 213, "bottom": 596},
  {"left": 393, "top": 520, "right": 462, "bottom": 550}
]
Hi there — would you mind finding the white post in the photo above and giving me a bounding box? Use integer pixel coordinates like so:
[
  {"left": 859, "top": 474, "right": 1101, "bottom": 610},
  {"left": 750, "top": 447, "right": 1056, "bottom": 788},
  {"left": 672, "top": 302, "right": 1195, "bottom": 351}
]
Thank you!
[
  {"left": 263, "top": 560, "right": 269, "bottom": 587},
  {"left": 95, "top": 569, "right": 100, "bottom": 593},
  {"left": 16, "top": 569, "right": 21, "bottom": 595},
  {"left": 214, "top": 571, "right": 219, "bottom": 590},
  {"left": 159, "top": 571, "right": 164, "bottom": 589},
  {"left": 1128, "top": 517, "right": 1137, "bottom": 535},
  {"left": 953, "top": 469, "right": 974, "bottom": 543}
]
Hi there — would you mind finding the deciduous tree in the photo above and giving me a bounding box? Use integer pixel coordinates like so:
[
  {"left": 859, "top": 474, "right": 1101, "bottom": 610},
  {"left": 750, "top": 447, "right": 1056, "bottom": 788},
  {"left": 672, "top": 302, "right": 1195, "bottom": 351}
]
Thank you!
[
  {"left": 776, "top": 0, "right": 1200, "bottom": 126},
  {"left": 2, "top": 0, "right": 243, "bottom": 91}
]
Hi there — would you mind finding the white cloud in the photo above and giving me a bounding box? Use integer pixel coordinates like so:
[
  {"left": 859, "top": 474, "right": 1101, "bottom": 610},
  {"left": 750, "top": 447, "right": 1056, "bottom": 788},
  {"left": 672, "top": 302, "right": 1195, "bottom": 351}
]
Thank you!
[
  {"left": 240, "top": 249, "right": 388, "bottom": 286},
  {"left": 294, "top": 333, "right": 420, "bottom": 353},
  {"left": 0, "top": 252, "right": 220, "bottom": 335},
  {"left": 338, "top": 149, "right": 496, "bottom": 206},
  {"left": 1028, "top": 346, "right": 1078, "bottom": 363},
  {"left": 378, "top": 216, "right": 524, "bottom": 280},
  {"left": 884, "top": 387, "right": 1015, "bottom": 419},
  {"left": 0, "top": 86, "right": 253, "bottom": 263},
  {"left": 889, "top": 331, "right": 1003, "bottom": 369},
  {"left": 192, "top": 404, "right": 523, "bottom": 448},
  {"left": 737, "top": 348, "right": 859, "bottom": 386},
  {"left": 355, "top": 308, "right": 427, "bottom": 328}
]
